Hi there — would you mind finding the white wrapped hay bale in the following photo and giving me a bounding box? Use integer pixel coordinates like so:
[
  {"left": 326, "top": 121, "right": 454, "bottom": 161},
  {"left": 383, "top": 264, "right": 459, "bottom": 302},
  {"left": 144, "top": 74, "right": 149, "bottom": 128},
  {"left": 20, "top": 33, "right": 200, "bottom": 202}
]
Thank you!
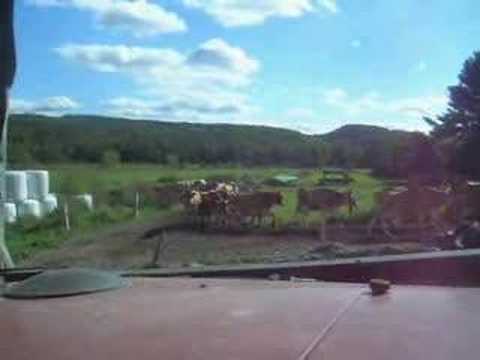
[
  {"left": 73, "top": 194, "right": 94, "bottom": 210},
  {"left": 41, "top": 194, "right": 58, "bottom": 215},
  {"left": 17, "top": 199, "right": 42, "bottom": 218},
  {"left": 5, "top": 171, "right": 28, "bottom": 202},
  {"left": 3, "top": 203, "right": 17, "bottom": 223},
  {"left": 26, "top": 170, "right": 49, "bottom": 199}
]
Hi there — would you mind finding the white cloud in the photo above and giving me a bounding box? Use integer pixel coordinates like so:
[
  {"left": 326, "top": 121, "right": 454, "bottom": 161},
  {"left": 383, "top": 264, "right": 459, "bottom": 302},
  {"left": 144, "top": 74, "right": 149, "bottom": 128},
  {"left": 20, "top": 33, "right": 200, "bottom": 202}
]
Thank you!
[
  {"left": 321, "top": 87, "right": 447, "bottom": 130},
  {"left": 388, "top": 95, "right": 447, "bottom": 118},
  {"left": 318, "top": 0, "right": 338, "bottom": 14},
  {"left": 104, "top": 95, "right": 248, "bottom": 120},
  {"left": 350, "top": 39, "right": 361, "bottom": 48},
  {"left": 322, "top": 88, "right": 446, "bottom": 117},
  {"left": 188, "top": 38, "right": 259, "bottom": 76},
  {"left": 11, "top": 96, "right": 80, "bottom": 115},
  {"left": 182, "top": 0, "right": 338, "bottom": 27},
  {"left": 55, "top": 40, "right": 258, "bottom": 85},
  {"left": 55, "top": 44, "right": 185, "bottom": 72},
  {"left": 27, "top": 0, "right": 187, "bottom": 37},
  {"left": 57, "top": 39, "right": 260, "bottom": 122},
  {"left": 104, "top": 97, "right": 159, "bottom": 118}
]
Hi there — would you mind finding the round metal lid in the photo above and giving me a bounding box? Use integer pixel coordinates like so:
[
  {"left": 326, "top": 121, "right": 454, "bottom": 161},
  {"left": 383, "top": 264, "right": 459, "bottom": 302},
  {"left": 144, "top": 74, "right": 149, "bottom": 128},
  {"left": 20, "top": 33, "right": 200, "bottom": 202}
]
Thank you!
[{"left": 3, "top": 268, "right": 130, "bottom": 299}]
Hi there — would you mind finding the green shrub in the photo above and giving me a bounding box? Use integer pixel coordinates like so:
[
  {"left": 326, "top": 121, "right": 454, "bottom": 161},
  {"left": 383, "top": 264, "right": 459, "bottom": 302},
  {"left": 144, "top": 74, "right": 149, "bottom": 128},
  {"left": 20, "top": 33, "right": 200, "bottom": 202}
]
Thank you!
[
  {"left": 101, "top": 149, "right": 121, "bottom": 167},
  {"left": 83, "top": 205, "right": 132, "bottom": 226}
]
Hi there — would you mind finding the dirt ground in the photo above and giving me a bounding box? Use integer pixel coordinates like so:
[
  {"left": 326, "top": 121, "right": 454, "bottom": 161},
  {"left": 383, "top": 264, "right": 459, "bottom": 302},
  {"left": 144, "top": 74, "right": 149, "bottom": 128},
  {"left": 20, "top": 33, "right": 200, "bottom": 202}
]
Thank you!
[{"left": 22, "top": 217, "right": 436, "bottom": 270}]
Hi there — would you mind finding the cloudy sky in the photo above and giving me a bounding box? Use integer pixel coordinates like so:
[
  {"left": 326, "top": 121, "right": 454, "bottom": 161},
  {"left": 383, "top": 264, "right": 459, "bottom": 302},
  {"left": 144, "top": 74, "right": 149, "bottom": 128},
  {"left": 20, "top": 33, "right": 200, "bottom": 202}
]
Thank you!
[{"left": 10, "top": 0, "right": 479, "bottom": 133}]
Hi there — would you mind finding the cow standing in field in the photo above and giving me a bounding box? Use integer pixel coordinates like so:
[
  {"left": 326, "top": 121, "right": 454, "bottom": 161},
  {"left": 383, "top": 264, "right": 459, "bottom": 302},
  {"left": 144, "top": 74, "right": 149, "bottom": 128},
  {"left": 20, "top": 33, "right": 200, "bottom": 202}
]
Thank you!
[
  {"left": 297, "top": 188, "right": 356, "bottom": 214},
  {"left": 229, "top": 191, "right": 283, "bottom": 228},
  {"left": 181, "top": 182, "right": 240, "bottom": 229},
  {"left": 180, "top": 190, "right": 223, "bottom": 229},
  {"left": 368, "top": 185, "right": 453, "bottom": 239},
  {"left": 296, "top": 188, "right": 357, "bottom": 241},
  {"left": 195, "top": 191, "right": 223, "bottom": 230}
]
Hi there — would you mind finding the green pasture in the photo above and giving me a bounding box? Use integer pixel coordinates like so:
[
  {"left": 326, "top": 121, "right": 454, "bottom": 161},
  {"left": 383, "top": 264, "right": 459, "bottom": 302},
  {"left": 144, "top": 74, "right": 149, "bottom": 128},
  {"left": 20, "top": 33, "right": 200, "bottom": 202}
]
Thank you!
[
  {"left": 7, "top": 164, "right": 387, "bottom": 263},
  {"left": 46, "top": 164, "right": 385, "bottom": 225}
]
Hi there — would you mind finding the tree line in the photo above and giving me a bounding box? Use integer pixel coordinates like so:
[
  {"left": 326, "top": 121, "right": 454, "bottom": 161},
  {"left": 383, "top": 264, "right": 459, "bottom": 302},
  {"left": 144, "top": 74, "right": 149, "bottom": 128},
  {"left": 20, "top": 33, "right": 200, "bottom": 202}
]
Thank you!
[{"left": 8, "top": 113, "right": 431, "bottom": 177}]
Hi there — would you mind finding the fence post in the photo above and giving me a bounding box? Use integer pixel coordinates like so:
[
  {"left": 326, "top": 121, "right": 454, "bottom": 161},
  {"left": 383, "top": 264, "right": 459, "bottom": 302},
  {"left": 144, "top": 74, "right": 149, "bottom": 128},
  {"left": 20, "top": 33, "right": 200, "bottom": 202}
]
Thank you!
[
  {"left": 135, "top": 191, "right": 140, "bottom": 218},
  {"left": 64, "top": 199, "right": 70, "bottom": 232}
]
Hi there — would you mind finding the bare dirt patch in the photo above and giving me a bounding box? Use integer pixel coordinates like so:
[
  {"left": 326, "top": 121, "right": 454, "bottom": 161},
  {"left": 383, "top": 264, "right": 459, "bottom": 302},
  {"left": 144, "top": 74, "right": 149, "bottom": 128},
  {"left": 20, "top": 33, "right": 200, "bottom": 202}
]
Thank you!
[{"left": 21, "top": 218, "right": 435, "bottom": 270}]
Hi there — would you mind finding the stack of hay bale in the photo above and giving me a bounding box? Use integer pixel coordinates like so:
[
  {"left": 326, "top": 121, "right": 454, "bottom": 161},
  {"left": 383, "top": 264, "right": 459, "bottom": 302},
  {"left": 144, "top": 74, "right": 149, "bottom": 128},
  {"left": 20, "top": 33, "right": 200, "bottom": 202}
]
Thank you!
[
  {"left": 3, "top": 170, "right": 57, "bottom": 222},
  {"left": 2, "top": 169, "right": 95, "bottom": 223}
]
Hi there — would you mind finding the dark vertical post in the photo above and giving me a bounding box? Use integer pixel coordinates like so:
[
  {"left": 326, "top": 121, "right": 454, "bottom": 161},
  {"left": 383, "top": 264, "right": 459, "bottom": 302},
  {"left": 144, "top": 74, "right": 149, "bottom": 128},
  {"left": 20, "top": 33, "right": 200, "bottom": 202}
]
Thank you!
[
  {"left": 0, "top": 0, "right": 16, "bottom": 268},
  {"left": 0, "top": 0, "right": 16, "bottom": 138}
]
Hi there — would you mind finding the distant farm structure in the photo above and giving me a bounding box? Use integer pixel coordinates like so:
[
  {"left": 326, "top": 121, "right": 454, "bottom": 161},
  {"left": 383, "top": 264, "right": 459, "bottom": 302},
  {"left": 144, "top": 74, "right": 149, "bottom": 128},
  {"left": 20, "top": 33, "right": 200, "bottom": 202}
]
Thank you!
[{"left": 318, "top": 168, "right": 353, "bottom": 186}]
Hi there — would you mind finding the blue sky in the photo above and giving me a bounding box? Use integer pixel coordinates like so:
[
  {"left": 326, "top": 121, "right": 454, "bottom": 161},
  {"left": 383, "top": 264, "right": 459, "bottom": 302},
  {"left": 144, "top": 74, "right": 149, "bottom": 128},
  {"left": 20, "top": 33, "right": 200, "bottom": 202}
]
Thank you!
[{"left": 10, "top": 0, "right": 480, "bottom": 133}]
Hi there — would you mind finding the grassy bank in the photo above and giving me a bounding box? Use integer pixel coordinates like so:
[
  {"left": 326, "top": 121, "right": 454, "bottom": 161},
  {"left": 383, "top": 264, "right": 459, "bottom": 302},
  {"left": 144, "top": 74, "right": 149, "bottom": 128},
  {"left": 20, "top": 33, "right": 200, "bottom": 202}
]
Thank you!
[{"left": 6, "top": 205, "right": 178, "bottom": 263}]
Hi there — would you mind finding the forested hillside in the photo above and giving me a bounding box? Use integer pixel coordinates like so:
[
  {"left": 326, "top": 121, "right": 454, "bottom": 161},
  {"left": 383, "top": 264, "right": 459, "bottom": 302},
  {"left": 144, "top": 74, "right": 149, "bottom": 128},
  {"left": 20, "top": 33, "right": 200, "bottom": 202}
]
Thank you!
[
  {"left": 8, "top": 114, "right": 421, "bottom": 175},
  {"left": 318, "top": 124, "right": 424, "bottom": 176}
]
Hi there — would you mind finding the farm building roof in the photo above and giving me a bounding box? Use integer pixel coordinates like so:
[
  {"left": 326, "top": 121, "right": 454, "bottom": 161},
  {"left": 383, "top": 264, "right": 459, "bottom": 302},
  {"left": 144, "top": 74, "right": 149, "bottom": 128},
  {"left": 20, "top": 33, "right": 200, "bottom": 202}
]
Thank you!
[{"left": 271, "top": 174, "right": 299, "bottom": 185}]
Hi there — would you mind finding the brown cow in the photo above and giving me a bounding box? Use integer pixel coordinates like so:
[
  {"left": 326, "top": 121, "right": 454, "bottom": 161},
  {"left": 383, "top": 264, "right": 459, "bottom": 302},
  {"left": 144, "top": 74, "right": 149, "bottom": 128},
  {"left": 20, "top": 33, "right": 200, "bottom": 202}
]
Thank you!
[
  {"left": 297, "top": 188, "right": 357, "bottom": 215},
  {"left": 196, "top": 191, "right": 223, "bottom": 229},
  {"left": 296, "top": 188, "right": 357, "bottom": 240},
  {"left": 229, "top": 191, "right": 283, "bottom": 227},
  {"left": 181, "top": 188, "right": 238, "bottom": 229},
  {"left": 368, "top": 185, "right": 453, "bottom": 239}
]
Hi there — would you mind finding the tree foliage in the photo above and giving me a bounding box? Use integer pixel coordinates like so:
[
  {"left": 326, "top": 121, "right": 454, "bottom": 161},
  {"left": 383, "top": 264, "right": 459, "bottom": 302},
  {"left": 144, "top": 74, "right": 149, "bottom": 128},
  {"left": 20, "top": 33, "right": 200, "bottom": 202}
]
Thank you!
[
  {"left": 8, "top": 114, "right": 419, "bottom": 177},
  {"left": 101, "top": 149, "right": 121, "bottom": 167},
  {"left": 427, "top": 51, "right": 480, "bottom": 177}
]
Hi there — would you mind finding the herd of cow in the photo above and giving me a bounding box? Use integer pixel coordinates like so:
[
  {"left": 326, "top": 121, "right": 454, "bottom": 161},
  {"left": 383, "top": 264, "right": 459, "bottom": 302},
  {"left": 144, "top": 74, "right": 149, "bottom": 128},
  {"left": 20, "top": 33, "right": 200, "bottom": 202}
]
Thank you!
[
  {"left": 144, "top": 176, "right": 480, "bottom": 247},
  {"left": 173, "top": 179, "right": 359, "bottom": 230},
  {"left": 178, "top": 180, "right": 283, "bottom": 229}
]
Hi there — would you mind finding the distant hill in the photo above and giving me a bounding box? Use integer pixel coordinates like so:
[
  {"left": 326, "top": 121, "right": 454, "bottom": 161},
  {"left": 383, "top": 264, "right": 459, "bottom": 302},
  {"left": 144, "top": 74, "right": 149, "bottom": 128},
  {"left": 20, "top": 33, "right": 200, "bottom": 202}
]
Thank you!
[
  {"left": 7, "top": 114, "right": 418, "bottom": 171},
  {"left": 8, "top": 114, "right": 319, "bottom": 167},
  {"left": 319, "top": 124, "right": 416, "bottom": 147}
]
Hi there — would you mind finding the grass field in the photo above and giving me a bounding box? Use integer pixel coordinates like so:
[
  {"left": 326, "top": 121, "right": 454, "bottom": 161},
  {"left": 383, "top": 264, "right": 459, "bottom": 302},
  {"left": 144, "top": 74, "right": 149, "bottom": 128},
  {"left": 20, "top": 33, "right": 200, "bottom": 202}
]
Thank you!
[
  {"left": 270, "top": 169, "right": 385, "bottom": 226},
  {"left": 8, "top": 164, "right": 388, "bottom": 265},
  {"left": 45, "top": 163, "right": 385, "bottom": 219},
  {"left": 45, "top": 164, "right": 292, "bottom": 191}
]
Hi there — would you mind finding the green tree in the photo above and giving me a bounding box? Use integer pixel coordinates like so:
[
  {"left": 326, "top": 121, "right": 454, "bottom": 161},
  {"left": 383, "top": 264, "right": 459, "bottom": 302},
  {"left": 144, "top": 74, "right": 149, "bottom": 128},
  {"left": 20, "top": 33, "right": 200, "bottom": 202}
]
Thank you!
[
  {"left": 317, "top": 143, "right": 330, "bottom": 168},
  {"left": 8, "top": 142, "right": 34, "bottom": 165},
  {"left": 328, "top": 143, "right": 349, "bottom": 167},
  {"left": 101, "top": 149, "right": 121, "bottom": 167},
  {"left": 165, "top": 153, "right": 180, "bottom": 167},
  {"left": 427, "top": 51, "right": 480, "bottom": 177},
  {"left": 427, "top": 51, "right": 480, "bottom": 139}
]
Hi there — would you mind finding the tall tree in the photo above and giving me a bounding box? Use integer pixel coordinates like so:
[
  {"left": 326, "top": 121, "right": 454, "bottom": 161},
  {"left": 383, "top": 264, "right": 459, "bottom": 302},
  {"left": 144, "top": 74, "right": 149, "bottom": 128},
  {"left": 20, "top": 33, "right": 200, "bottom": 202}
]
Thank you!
[
  {"left": 428, "top": 51, "right": 480, "bottom": 139},
  {"left": 427, "top": 51, "right": 480, "bottom": 177}
]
